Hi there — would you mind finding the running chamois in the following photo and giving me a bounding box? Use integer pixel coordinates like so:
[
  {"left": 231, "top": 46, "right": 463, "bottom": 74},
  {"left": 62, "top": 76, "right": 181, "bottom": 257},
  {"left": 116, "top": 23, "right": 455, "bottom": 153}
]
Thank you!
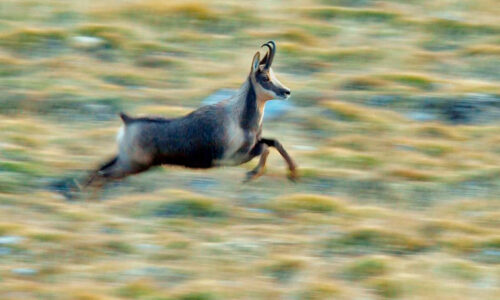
[{"left": 85, "top": 41, "right": 297, "bottom": 189}]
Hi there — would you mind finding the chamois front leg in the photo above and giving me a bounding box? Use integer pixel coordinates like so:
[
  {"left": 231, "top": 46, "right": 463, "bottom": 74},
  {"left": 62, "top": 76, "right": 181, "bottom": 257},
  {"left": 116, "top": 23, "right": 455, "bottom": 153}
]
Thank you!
[
  {"left": 244, "top": 143, "right": 270, "bottom": 182},
  {"left": 260, "top": 138, "right": 298, "bottom": 181}
]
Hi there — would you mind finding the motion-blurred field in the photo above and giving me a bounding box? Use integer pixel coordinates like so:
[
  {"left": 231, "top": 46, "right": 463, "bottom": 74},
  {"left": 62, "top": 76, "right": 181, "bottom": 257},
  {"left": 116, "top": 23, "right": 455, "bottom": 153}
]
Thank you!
[{"left": 0, "top": 0, "right": 499, "bottom": 299}]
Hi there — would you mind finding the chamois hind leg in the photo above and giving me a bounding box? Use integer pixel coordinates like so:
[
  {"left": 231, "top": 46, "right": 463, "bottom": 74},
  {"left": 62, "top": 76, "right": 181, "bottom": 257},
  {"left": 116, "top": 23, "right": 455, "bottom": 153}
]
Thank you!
[
  {"left": 84, "top": 156, "right": 119, "bottom": 188},
  {"left": 260, "top": 138, "right": 298, "bottom": 181},
  {"left": 244, "top": 144, "right": 270, "bottom": 182},
  {"left": 84, "top": 156, "right": 151, "bottom": 199},
  {"left": 80, "top": 156, "right": 119, "bottom": 200}
]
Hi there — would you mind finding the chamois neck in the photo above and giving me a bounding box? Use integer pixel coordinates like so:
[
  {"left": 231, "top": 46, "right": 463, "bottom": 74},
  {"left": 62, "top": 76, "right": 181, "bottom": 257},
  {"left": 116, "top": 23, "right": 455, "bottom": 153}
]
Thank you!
[{"left": 233, "top": 77, "right": 264, "bottom": 130}]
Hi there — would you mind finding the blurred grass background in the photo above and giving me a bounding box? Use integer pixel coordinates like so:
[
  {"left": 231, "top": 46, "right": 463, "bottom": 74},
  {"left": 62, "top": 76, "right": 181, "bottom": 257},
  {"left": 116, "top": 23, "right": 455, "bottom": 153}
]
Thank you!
[{"left": 0, "top": 0, "right": 499, "bottom": 299}]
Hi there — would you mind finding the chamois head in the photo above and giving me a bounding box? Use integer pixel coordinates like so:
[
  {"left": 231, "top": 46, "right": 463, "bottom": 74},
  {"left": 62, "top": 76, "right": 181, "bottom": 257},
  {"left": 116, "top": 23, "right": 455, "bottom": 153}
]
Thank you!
[{"left": 250, "top": 41, "right": 291, "bottom": 101}]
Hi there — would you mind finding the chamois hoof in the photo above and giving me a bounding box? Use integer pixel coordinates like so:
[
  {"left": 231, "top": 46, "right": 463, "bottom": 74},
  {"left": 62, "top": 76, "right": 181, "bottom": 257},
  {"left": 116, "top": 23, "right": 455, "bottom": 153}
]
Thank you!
[
  {"left": 287, "top": 169, "right": 299, "bottom": 183},
  {"left": 243, "top": 170, "right": 261, "bottom": 183}
]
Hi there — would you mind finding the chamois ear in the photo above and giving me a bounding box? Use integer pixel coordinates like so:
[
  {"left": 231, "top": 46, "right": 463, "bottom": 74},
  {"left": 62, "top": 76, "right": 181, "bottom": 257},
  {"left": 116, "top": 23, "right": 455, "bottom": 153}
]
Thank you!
[
  {"left": 250, "top": 52, "right": 260, "bottom": 73},
  {"left": 260, "top": 51, "right": 269, "bottom": 66}
]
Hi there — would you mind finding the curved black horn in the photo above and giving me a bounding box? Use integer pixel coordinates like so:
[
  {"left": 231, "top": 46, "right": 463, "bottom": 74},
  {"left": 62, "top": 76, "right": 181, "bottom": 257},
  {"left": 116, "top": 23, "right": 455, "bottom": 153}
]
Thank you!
[{"left": 261, "top": 41, "right": 276, "bottom": 69}]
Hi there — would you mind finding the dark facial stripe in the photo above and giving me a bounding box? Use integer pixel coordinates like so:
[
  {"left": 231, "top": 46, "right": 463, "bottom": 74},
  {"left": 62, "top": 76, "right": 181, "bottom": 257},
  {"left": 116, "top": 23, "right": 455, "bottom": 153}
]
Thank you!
[
  {"left": 240, "top": 80, "right": 259, "bottom": 130},
  {"left": 256, "top": 70, "right": 287, "bottom": 97}
]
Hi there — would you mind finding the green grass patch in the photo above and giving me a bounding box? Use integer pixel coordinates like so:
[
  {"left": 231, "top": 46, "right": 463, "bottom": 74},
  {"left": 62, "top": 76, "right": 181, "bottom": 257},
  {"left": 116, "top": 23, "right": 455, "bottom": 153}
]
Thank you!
[
  {"left": 117, "top": 280, "right": 156, "bottom": 299},
  {"left": 0, "top": 28, "right": 67, "bottom": 56},
  {"left": 327, "top": 227, "right": 429, "bottom": 254},
  {"left": 155, "top": 199, "right": 225, "bottom": 218},
  {"left": 277, "top": 28, "right": 318, "bottom": 45},
  {"left": 137, "top": 193, "right": 227, "bottom": 219},
  {"left": 136, "top": 55, "right": 183, "bottom": 68},
  {"left": 366, "top": 277, "right": 404, "bottom": 298},
  {"left": 324, "top": 153, "right": 381, "bottom": 169},
  {"left": 424, "top": 19, "right": 499, "bottom": 39},
  {"left": 304, "top": 7, "right": 399, "bottom": 22},
  {"left": 342, "top": 256, "right": 390, "bottom": 280},
  {"left": 318, "top": 48, "right": 384, "bottom": 64},
  {"left": 0, "top": 176, "right": 21, "bottom": 193},
  {"left": 0, "top": 56, "right": 24, "bottom": 77},
  {"left": 0, "top": 92, "right": 123, "bottom": 117},
  {"left": 117, "top": 1, "right": 240, "bottom": 33},
  {"left": 321, "top": 0, "right": 373, "bottom": 7},
  {"left": 278, "top": 44, "right": 328, "bottom": 74},
  {"left": 1, "top": 148, "right": 33, "bottom": 162},
  {"left": 437, "top": 260, "right": 481, "bottom": 281},
  {"left": 301, "top": 23, "right": 340, "bottom": 38},
  {"left": 102, "top": 73, "right": 146, "bottom": 87},
  {"left": 415, "top": 143, "right": 454, "bottom": 157},
  {"left": 480, "top": 236, "right": 500, "bottom": 249},
  {"left": 131, "top": 41, "right": 185, "bottom": 68},
  {"left": 263, "top": 257, "right": 304, "bottom": 283},
  {"left": 341, "top": 76, "right": 386, "bottom": 90},
  {"left": 0, "top": 161, "right": 46, "bottom": 176},
  {"left": 29, "top": 232, "right": 69, "bottom": 243},
  {"left": 462, "top": 45, "right": 500, "bottom": 56},
  {"left": 75, "top": 24, "right": 133, "bottom": 50},
  {"left": 176, "top": 292, "right": 217, "bottom": 300},
  {"left": 379, "top": 73, "right": 435, "bottom": 91},
  {"left": 322, "top": 101, "right": 402, "bottom": 126},
  {"left": 270, "top": 194, "right": 346, "bottom": 214},
  {"left": 104, "top": 240, "right": 134, "bottom": 254},
  {"left": 413, "top": 124, "right": 464, "bottom": 140},
  {"left": 299, "top": 282, "right": 344, "bottom": 300},
  {"left": 0, "top": 223, "right": 23, "bottom": 236},
  {"left": 420, "top": 219, "right": 485, "bottom": 238},
  {"left": 387, "top": 168, "right": 437, "bottom": 182}
]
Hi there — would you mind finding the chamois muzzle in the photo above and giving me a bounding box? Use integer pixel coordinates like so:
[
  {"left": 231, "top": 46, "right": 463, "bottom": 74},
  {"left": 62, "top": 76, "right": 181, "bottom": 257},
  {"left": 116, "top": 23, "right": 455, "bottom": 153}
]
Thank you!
[{"left": 276, "top": 87, "right": 291, "bottom": 100}]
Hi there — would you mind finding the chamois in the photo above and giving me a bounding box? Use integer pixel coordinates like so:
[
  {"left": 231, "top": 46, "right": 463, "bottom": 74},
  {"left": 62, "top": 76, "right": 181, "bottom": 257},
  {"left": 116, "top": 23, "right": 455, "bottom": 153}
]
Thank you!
[{"left": 85, "top": 41, "right": 297, "bottom": 189}]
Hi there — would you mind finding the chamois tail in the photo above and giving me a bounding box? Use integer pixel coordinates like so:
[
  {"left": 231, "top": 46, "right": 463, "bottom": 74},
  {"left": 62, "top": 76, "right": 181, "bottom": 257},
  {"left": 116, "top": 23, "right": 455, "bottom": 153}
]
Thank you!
[{"left": 119, "top": 112, "right": 133, "bottom": 125}]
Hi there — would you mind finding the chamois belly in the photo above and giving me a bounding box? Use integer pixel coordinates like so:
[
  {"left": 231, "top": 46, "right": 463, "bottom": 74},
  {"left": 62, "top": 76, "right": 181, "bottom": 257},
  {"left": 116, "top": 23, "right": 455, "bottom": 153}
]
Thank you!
[
  {"left": 217, "top": 129, "right": 258, "bottom": 166},
  {"left": 154, "top": 136, "right": 226, "bottom": 169},
  {"left": 156, "top": 146, "right": 222, "bottom": 169}
]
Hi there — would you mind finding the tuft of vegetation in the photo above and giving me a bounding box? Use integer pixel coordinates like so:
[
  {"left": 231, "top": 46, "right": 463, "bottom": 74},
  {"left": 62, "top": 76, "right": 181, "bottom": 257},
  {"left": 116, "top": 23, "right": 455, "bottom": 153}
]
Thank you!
[
  {"left": 75, "top": 24, "right": 133, "bottom": 50},
  {"left": 437, "top": 260, "right": 482, "bottom": 281},
  {"left": 117, "top": 280, "right": 157, "bottom": 299},
  {"left": 303, "top": 7, "right": 399, "bottom": 22},
  {"left": 0, "top": 28, "right": 67, "bottom": 56},
  {"left": 379, "top": 73, "right": 436, "bottom": 91},
  {"left": 462, "top": 45, "right": 500, "bottom": 56},
  {"left": 115, "top": 1, "right": 239, "bottom": 33},
  {"left": 137, "top": 193, "right": 227, "bottom": 218},
  {"left": 342, "top": 256, "right": 390, "bottom": 281},
  {"left": 299, "top": 282, "right": 344, "bottom": 300},
  {"left": 366, "top": 277, "right": 404, "bottom": 299},
  {"left": 270, "top": 194, "right": 345, "bottom": 214},
  {"left": 341, "top": 76, "right": 386, "bottom": 90},
  {"left": 327, "top": 227, "right": 429, "bottom": 254},
  {"left": 318, "top": 48, "right": 384, "bottom": 64},
  {"left": 387, "top": 168, "right": 437, "bottom": 182},
  {"left": 263, "top": 256, "right": 304, "bottom": 283},
  {"left": 104, "top": 240, "right": 134, "bottom": 254},
  {"left": 101, "top": 73, "right": 146, "bottom": 87},
  {"left": 176, "top": 292, "right": 216, "bottom": 300},
  {"left": 424, "top": 19, "right": 499, "bottom": 39}
]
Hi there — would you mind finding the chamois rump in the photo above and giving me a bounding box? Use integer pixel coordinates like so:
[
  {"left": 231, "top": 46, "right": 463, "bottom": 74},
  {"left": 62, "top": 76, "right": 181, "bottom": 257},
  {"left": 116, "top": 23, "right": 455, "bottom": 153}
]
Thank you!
[{"left": 86, "top": 41, "right": 297, "bottom": 189}]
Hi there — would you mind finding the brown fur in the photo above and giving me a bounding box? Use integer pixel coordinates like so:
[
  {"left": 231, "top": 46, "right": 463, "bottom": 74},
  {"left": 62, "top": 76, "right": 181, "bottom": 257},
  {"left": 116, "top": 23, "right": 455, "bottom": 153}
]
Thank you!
[{"left": 83, "top": 41, "right": 297, "bottom": 195}]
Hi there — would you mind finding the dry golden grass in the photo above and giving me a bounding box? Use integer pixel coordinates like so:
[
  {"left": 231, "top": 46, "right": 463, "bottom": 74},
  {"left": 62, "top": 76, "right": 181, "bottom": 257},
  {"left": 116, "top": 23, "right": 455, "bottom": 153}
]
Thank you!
[{"left": 0, "top": 0, "right": 498, "bottom": 299}]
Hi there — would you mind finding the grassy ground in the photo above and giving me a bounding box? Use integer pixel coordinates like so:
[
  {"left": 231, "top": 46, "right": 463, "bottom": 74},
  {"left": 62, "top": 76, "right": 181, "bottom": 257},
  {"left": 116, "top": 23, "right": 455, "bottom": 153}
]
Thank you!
[{"left": 0, "top": 0, "right": 499, "bottom": 299}]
